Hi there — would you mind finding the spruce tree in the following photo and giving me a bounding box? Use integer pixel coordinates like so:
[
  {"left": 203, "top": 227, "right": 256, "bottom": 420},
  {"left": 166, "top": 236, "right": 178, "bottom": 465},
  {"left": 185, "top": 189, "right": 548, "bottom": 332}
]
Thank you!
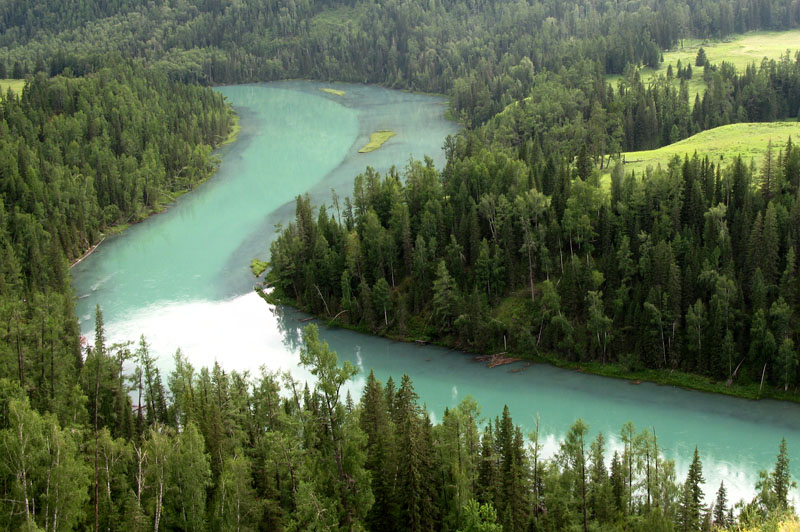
[
  {"left": 679, "top": 447, "right": 705, "bottom": 531},
  {"left": 771, "top": 438, "right": 794, "bottom": 510},
  {"left": 713, "top": 481, "right": 727, "bottom": 528}
]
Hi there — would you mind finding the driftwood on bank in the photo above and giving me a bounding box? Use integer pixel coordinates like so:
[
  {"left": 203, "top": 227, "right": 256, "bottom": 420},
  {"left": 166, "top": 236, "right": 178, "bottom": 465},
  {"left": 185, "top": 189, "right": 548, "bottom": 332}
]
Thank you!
[
  {"left": 726, "top": 357, "right": 746, "bottom": 387},
  {"left": 329, "top": 309, "right": 349, "bottom": 324},
  {"left": 474, "top": 352, "right": 523, "bottom": 368},
  {"left": 70, "top": 236, "right": 105, "bottom": 269},
  {"left": 511, "top": 362, "right": 533, "bottom": 373}
]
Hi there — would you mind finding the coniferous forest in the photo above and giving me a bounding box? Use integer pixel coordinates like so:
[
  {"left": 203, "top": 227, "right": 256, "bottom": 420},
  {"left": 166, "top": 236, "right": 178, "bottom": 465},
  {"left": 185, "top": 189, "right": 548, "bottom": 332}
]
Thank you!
[{"left": 2, "top": 0, "right": 800, "bottom": 530}]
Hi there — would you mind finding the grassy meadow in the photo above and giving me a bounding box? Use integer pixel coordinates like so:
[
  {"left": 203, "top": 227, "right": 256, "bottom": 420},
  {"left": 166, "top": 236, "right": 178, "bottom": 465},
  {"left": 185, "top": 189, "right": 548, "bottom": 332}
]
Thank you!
[
  {"left": 613, "top": 121, "right": 800, "bottom": 177},
  {"left": 0, "top": 79, "right": 25, "bottom": 98},
  {"left": 606, "top": 30, "right": 800, "bottom": 102}
]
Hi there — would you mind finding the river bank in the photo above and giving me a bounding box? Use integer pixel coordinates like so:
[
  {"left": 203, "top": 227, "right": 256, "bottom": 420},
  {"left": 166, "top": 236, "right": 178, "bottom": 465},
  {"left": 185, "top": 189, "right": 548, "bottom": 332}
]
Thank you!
[
  {"left": 68, "top": 105, "right": 240, "bottom": 270},
  {"left": 261, "top": 290, "right": 800, "bottom": 404}
]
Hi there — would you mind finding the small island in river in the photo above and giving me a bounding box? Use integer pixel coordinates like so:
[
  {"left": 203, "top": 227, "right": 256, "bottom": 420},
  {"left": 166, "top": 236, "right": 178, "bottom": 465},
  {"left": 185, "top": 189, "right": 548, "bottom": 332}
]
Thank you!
[{"left": 359, "top": 129, "right": 396, "bottom": 153}]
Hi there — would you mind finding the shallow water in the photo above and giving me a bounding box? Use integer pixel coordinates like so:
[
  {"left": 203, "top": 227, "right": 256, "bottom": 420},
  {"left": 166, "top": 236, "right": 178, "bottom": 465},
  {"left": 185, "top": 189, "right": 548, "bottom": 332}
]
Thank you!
[{"left": 71, "top": 82, "right": 800, "bottom": 506}]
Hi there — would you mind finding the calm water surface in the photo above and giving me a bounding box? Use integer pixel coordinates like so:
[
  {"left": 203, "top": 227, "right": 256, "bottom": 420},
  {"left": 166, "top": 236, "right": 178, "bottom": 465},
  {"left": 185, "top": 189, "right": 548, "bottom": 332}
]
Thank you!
[{"left": 71, "top": 82, "right": 800, "bottom": 505}]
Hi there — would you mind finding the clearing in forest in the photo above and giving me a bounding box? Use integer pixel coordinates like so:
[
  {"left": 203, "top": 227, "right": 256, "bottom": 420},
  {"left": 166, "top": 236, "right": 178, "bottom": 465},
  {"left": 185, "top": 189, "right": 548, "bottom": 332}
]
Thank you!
[
  {"left": 606, "top": 30, "right": 800, "bottom": 102},
  {"left": 0, "top": 79, "right": 25, "bottom": 97},
  {"left": 614, "top": 121, "right": 800, "bottom": 177}
]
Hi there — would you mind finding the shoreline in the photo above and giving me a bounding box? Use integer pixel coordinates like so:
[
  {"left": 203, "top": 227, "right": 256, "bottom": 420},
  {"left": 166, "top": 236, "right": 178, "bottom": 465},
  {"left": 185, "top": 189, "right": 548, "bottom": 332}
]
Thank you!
[
  {"left": 263, "top": 292, "right": 800, "bottom": 405},
  {"left": 70, "top": 236, "right": 105, "bottom": 269},
  {"left": 69, "top": 107, "right": 240, "bottom": 270}
]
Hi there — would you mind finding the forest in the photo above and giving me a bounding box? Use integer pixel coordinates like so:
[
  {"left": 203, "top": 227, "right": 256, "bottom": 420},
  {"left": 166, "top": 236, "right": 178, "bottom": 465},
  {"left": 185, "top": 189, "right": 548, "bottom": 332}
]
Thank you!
[
  {"left": 2, "top": 314, "right": 796, "bottom": 531},
  {"left": 267, "top": 131, "right": 800, "bottom": 399},
  {"left": 0, "top": 0, "right": 800, "bottom": 529}
]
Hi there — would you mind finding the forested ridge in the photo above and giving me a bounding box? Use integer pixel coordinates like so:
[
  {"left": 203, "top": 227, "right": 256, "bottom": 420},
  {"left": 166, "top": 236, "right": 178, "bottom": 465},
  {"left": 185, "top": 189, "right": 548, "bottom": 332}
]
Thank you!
[{"left": 1, "top": 0, "right": 800, "bottom": 529}]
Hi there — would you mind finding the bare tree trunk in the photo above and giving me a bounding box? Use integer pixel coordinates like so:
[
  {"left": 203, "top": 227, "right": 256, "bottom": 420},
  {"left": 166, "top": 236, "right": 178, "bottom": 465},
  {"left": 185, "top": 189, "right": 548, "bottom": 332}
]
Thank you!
[
  {"left": 135, "top": 446, "right": 146, "bottom": 507},
  {"left": 154, "top": 478, "right": 163, "bottom": 532},
  {"left": 313, "top": 284, "right": 331, "bottom": 317},
  {"left": 16, "top": 324, "right": 24, "bottom": 389}
]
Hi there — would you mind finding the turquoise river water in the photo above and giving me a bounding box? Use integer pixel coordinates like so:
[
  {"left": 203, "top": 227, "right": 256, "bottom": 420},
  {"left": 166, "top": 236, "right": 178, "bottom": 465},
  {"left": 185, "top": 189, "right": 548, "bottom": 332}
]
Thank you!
[{"left": 71, "top": 81, "right": 800, "bottom": 505}]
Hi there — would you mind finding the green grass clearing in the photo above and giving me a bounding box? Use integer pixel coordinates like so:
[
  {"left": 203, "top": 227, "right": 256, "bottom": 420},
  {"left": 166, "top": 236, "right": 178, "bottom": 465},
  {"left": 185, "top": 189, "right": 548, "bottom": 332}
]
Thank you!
[
  {"left": 320, "top": 88, "right": 346, "bottom": 96},
  {"left": 609, "top": 121, "right": 800, "bottom": 179},
  {"left": 359, "top": 130, "right": 396, "bottom": 153},
  {"left": 309, "top": 6, "right": 365, "bottom": 38},
  {"left": 605, "top": 30, "right": 800, "bottom": 104},
  {"left": 0, "top": 79, "right": 25, "bottom": 98}
]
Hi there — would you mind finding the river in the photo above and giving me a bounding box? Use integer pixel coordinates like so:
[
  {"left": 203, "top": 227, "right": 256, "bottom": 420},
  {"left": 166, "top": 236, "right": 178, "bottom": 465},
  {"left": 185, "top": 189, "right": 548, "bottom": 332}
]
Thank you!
[{"left": 71, "top": 81, "right": 800, "bottom": 506}]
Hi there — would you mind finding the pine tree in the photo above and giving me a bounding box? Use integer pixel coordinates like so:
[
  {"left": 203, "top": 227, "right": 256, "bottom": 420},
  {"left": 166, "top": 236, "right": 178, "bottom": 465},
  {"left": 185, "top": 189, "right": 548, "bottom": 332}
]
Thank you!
[
  {"left": 678, "top": 447, "right": 705, "bottom": 531},
  {"left": 433, "top": 260, "right": 460, "bottom": 330},
  {"left": 372, "top": 277, "right": 392, "bottom": 326},
  {"left": 695, "top": 47, "right": 708, "bottom": 66},
  {"left": 761, "top": 141, "right": 776, "bottom": 201},
  {"left": 360, "top": 371, "right": 399, "bottom": 531},
  {"left": 713, "top": 481, "right": 728, "bottom": 528},
  {"left": 771, "top": 438, "right": 794, "bottom": 510},
  {"left": 559, "top": 419, "right": 589, "bottom": 532},
  {"left": 776, "top": 338, "right": 798, "bottom": 392},
  {"left": 586, "top": 290, "right": 612, "bottom": 363},
  {"left": 298, "top": 325, "right": 372, "bottom": 528},
  {"left": 609, "top": 451, "right": 625, "bottom": 513},
  {"left": 457, "top": 499, "right": 502, "bottom": 532},
  {"left": 218, "top": 451, "right": 262, "bottom": 531},
  {"left": 477, "top": 423, "right": 497, "bottom": 506},
  {"left": 588, "top": 433, "right": 613, "bottom": 523},
  {"left": 762, "top": 203, "right": 780, "bottom": 284},
  {"left": 395, "top": 375, "right": 436, "bottom": 531},
  {"left": 779, "top": 247, "right": 797, "bottom": 307},
  {"left": 166, "top": 422, "right": 211, "bottom": 531}
]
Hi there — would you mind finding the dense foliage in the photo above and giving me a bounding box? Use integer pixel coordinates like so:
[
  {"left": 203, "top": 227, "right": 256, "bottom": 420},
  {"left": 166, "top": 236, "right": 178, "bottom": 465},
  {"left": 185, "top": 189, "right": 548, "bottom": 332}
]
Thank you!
[
  {"left": 0, "top": 60, "right": 233, "bottom": 419},
  {"left": 1, "top": 0, "right": 799, "bottom": 103},
  {"left": 1, "top": 320, "right": 794, "bottom": 531},
  {"left": 267, "top": 116, "right": 800, "bottom": 396},
  {"left": 1, "top": 0, "right": 800, "bottom": 529}
]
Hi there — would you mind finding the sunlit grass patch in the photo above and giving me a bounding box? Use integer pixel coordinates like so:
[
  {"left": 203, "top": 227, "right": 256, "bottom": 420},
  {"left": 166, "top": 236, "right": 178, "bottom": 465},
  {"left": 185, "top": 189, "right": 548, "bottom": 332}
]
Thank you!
[
  {"left": 606, "top": 30, "right": 800, "bottom": 104},
  {"left": 617, "top": 121, "right": 800, "bottom": 176},
  {"left": 320, "top": 88, "right": 346, "bottom": 96},
  {"left": 358, "top": 130, "right": 396, "bottom": 153},
  {"left": 0, "top": 79, "right": 25, "bottom": 98}
]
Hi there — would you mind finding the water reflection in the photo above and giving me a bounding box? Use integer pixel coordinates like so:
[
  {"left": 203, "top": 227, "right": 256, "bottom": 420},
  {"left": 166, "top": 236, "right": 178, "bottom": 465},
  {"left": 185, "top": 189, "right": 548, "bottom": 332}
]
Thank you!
[{"left": 271, "top": 302, "right": 302, "bottom": 352}]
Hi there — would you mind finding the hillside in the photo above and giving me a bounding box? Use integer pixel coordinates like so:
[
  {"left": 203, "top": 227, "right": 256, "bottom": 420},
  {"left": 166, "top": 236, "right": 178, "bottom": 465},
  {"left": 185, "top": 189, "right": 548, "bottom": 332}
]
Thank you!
[{"left": 617, "top": 121, "right": 800, "bottom": 176}]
